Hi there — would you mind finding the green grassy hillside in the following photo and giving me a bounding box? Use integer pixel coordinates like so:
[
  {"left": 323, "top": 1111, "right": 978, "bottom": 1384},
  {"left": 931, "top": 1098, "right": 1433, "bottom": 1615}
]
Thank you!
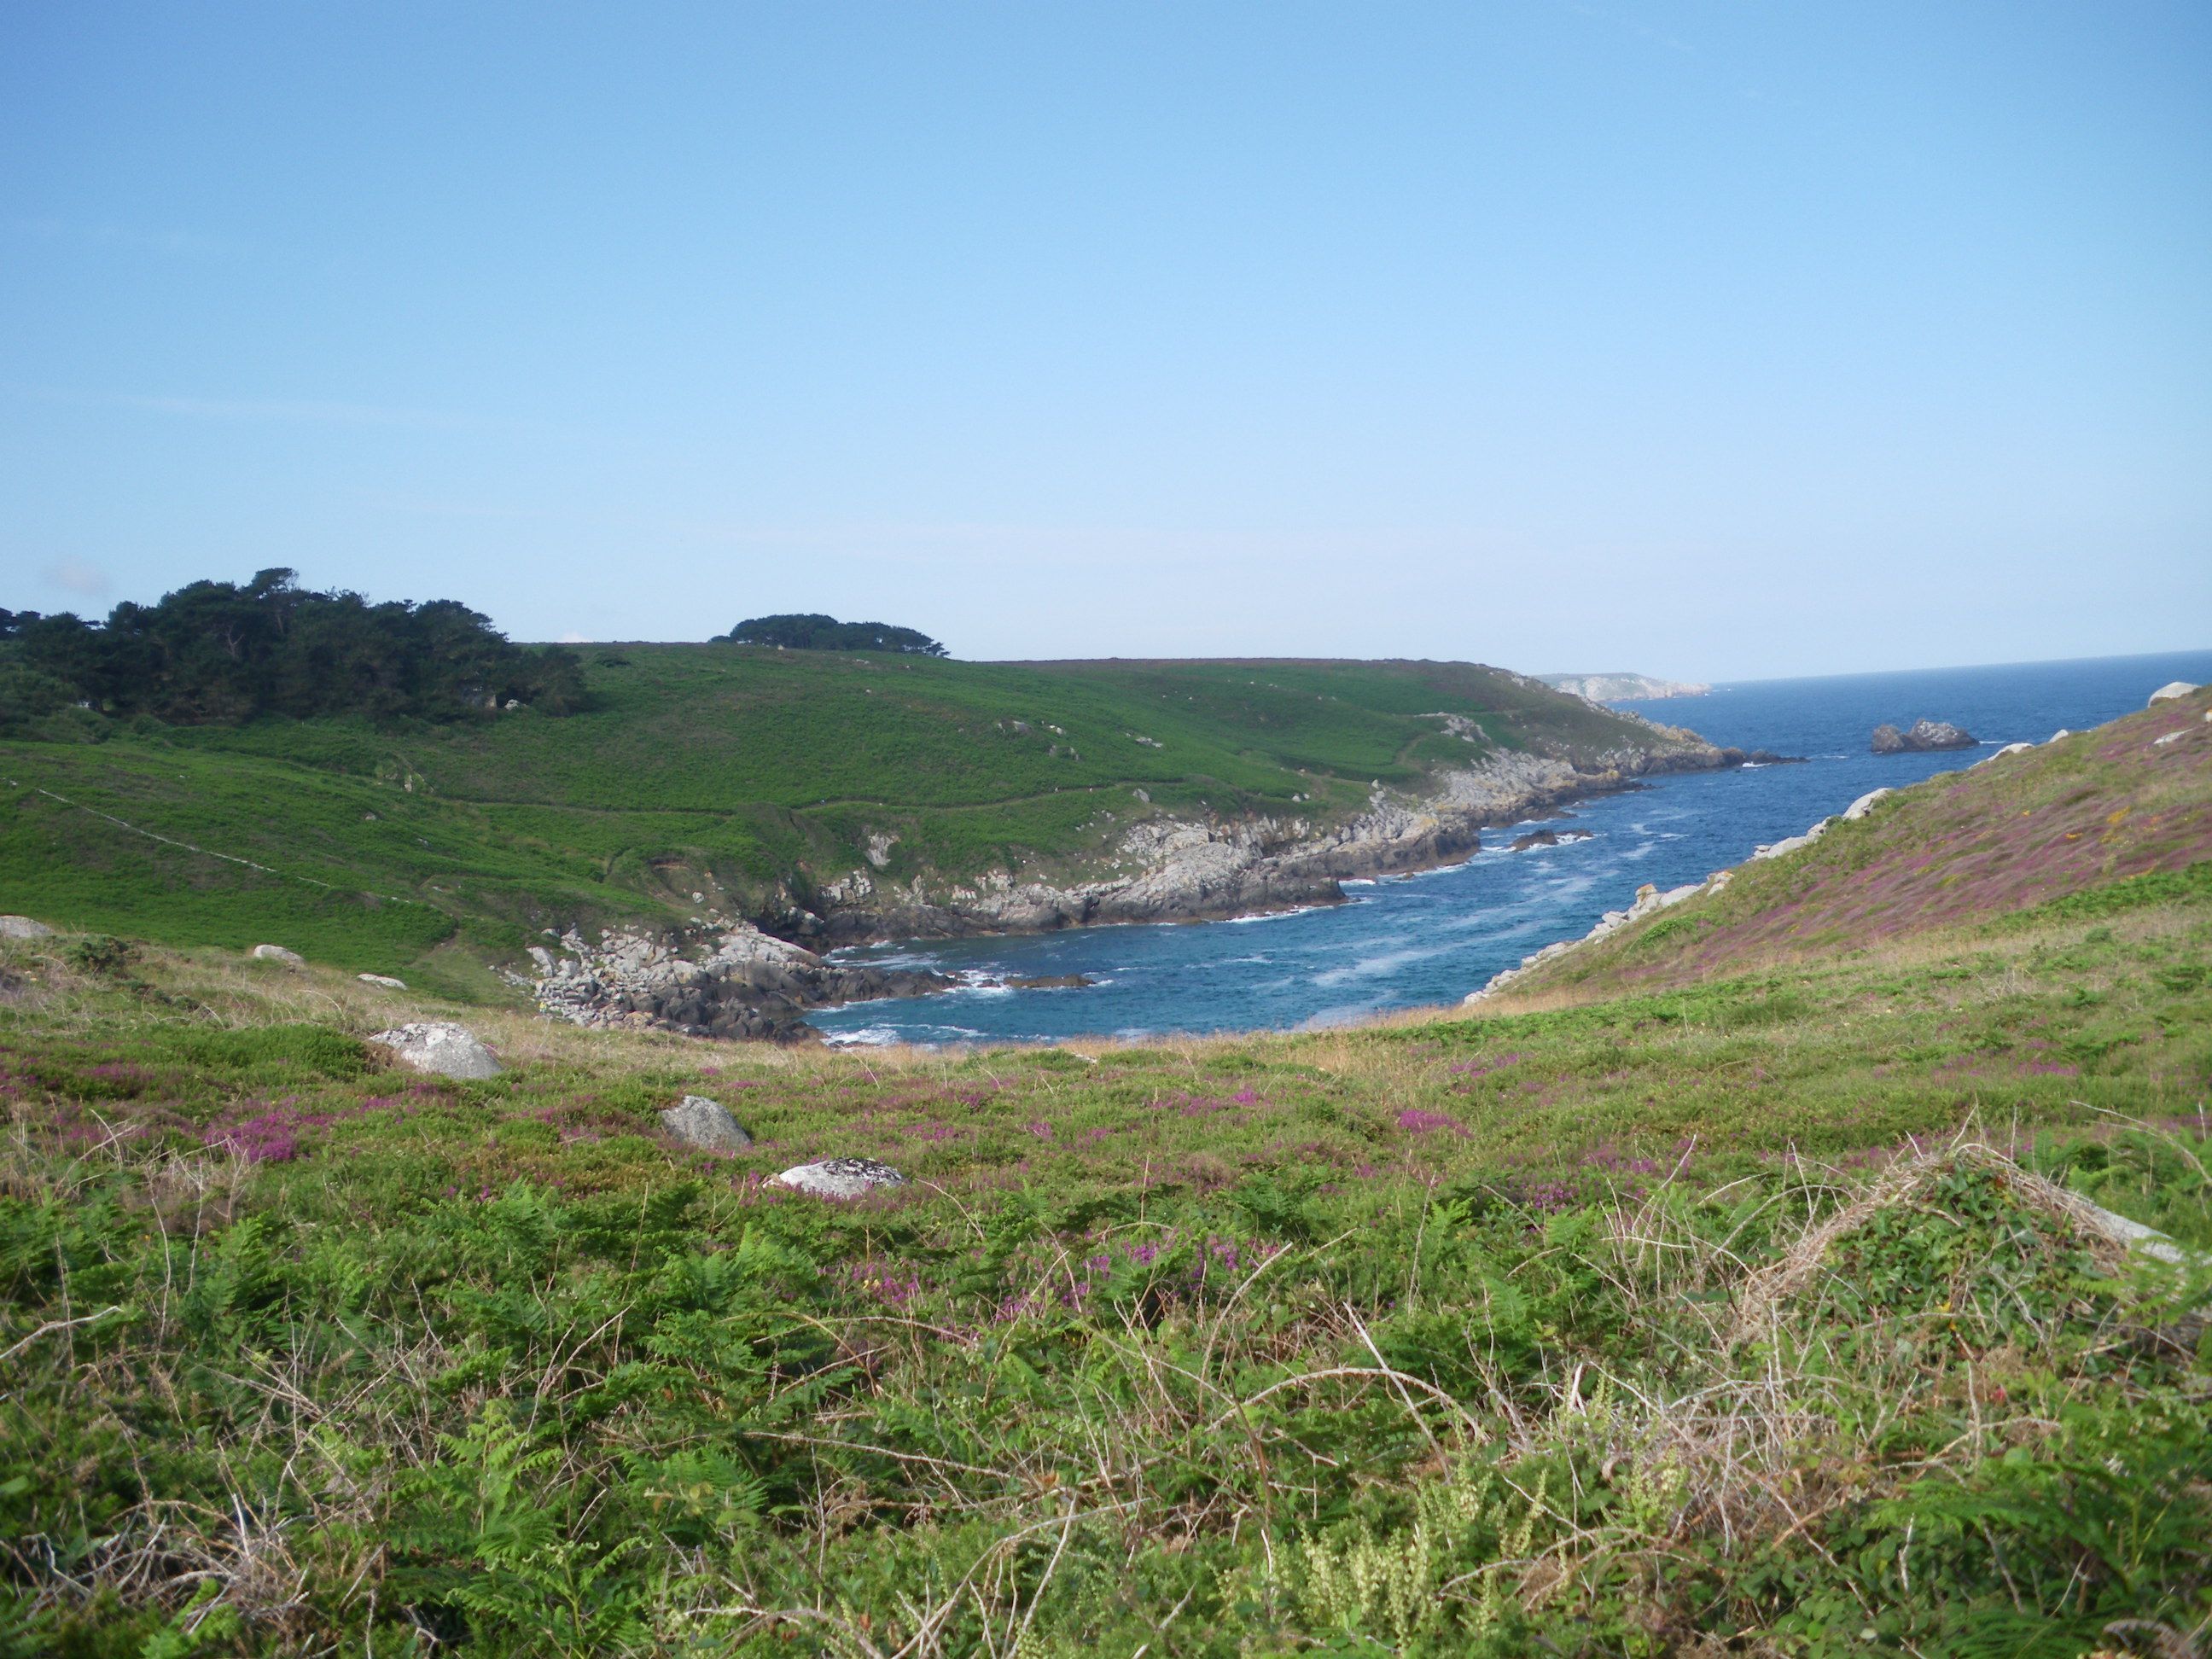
[
  {"left": 1, "top": 649, "right": 1696, "bottom": 992},
  {"left": 3, "top": 700, "right": 2209, "bottom": 1655},
  {"left": 1505, "top": 684, "right": 2212, "bottom": 1003}
]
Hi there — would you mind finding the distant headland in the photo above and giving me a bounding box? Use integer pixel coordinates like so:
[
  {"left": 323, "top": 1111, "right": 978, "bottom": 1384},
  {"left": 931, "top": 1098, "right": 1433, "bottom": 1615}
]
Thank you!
[{"left": 1540, "top": 672, "right": 1712, "bottom": 702}]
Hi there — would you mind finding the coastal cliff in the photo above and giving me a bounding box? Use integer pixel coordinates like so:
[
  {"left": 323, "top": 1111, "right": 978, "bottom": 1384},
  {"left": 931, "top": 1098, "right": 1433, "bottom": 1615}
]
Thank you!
[{"left": 529, "top": 730, "right": 1786, "bottom": 1037}]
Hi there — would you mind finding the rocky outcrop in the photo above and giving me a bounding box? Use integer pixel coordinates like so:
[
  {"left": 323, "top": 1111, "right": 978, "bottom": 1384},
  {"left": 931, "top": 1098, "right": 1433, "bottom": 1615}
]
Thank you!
[
  {"left": 1871, "top": 719, "right": 1976, "bottom": 754},
  {"left": 371, "top": 1022, "right": 501, "bottom": 1080},
  {"left": 1511, "top": 828, "right": 1593, "bottom": 851},
  {"left": 2148, "top": 681, "right": 2198, "bottom": 706},
  {"left": 529, "top": 923, "right": 953, "bottom": 1042},
  {"left": 659, "top": 1095, "right": 752, "bottom": 1152},
  {"left": 1842, "top": 789, "right": 1891, "bottom": 822},
  {"left": 777, "top": 1157, "right": 908, "bottom": 1199},
  {"left": 250, "top": 944, "right": 305, "bottom": 965},
  {"left": 0, "top": 917, "right": 55, "bottom": 940}
]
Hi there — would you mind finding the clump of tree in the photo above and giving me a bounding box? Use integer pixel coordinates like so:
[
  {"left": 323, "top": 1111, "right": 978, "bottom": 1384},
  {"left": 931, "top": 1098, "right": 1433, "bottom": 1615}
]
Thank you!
[
  {"left": 0, "top": 568, "right": 585, "bottom": 733},
  {"left": 716, "top": 613, "right": 947, "bottom": 656}
]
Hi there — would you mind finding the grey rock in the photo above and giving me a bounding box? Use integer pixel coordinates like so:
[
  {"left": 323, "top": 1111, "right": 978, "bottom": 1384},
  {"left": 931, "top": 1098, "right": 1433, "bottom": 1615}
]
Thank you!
[
  {"left": 660, "top": 1095, "right": 752, "bottom": 1152},
  {"left": 776, "top": 1157, "right": 908, "bottom": 1199},
  {"left": 1871, "top": 719, "right": 1975, "bottom": 754},
  {"left": 1510, "top": 827, "right": 1594, "bottom": 851},
  {"left": 2148, "top": 681, "right": 2197, "bottom": 705},
  {"left": 251, "top": 944, "right": 306, "bottom": 966},
  {"left": 371, "top": 1022, "right": 501, "bottom": 1079},
  {"left": 1976, "top": 742, "right": 2035, "bottom": 765},
  {"left": 1752, "top": 818, "right": 1832, "bottom": 862},
  {"left": 358, "top": 973, "right": 407, "bottom": 989},
  {"left": 0, "top": 916, "right": 55, "bottom": 940}
]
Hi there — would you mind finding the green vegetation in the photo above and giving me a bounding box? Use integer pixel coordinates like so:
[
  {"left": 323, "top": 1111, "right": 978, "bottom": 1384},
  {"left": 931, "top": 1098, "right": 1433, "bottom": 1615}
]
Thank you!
[
  {"left": 0, "top": 647, "right": 1687, "bottom": 984},
  {"left": 0, "top": 569, "right": 584, "bottom": 733},
  {"left": 3, "top": 790, "right": 2209, "bottom": 1653},
  {"left": 1528, "top": 690, "right": 2212, "bottom": 997},
  {"left": 717, "top": 614, "right": 949, "bottom": 656}
]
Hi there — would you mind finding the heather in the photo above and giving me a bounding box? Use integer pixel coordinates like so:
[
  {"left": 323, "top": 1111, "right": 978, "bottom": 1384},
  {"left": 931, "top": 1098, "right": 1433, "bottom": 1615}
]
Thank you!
[{"left": 3, "top": 865, "right": 2209, "bottom": 1656}]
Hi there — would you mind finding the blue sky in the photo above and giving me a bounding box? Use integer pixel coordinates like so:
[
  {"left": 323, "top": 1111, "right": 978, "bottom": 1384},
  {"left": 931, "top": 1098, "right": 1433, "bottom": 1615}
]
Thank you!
[{"left": 3, "top": 3, "right": 2206, "bottom": 678}]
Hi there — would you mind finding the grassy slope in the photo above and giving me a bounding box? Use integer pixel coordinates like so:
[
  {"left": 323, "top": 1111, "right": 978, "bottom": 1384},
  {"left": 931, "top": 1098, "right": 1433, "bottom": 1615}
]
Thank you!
[
  {"left": 2, "top": 695, "right": 2209, "bottom": 1654},
  {"left": 1511, "top": 685, "right": 2212, "bottom": 1000},
  {"left": 0, "top": 649, "right": 1674, "bottom": 992}
]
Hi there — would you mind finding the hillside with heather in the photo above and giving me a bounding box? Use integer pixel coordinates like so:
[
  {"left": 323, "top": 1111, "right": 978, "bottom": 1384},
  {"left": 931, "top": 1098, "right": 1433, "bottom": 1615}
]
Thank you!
[
  {"left": 2, "top": 687, "right": 2209, "bottom": 1655},
  {"left": 1490, "top": 684, "right": 2212, "bottom": 1001}
]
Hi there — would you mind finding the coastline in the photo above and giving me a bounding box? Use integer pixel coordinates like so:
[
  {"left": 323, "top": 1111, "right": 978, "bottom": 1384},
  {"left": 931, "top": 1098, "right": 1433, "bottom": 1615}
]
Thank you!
[{"left": 527, "top": 736, "right": 1788, "bottom": 1040}]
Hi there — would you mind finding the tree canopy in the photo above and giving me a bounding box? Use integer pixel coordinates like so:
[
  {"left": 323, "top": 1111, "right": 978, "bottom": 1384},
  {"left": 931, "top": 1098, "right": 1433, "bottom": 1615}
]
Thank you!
[
  {"left": 0, "top": 568, "right": 585, "bottom": 732},
  {"left": 717, "top": 613, "right": 947, "bottom": 656}
]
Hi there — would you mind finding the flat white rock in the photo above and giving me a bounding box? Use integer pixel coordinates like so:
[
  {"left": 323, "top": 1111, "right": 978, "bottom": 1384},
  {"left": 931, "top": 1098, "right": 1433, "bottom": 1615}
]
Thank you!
[
  {"left": 358, "top": 973, "right": 406, "bottom": 989},
  {"left": 1976, "top": 742, "right": 2034, "bottom": 766},
  {"left": 660, "top": 1095, "right": 752, "bottom": 1152},
  {"left": 2147, "top": 681, "right": 2197, "bottom": 705},
  {"left": 776, "top": 1157, "right": 908, "bottom": 1200},
  {"left": 0, "top": 916, "right": 55, "bottom": 940},
  {"left": 1842, "top": 788, "right": 1891, "bottom": 822},
  {"left": 371, "top": 1022, "right": 501, "bottom": 1080},
  {"left": 251, "top": 944, "right": 306, "bottom": 965}
]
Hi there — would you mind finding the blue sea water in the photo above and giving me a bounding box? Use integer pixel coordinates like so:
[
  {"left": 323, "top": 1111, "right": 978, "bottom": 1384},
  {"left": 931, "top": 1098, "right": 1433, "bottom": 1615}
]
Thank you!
[{"left": 811, "top": 651, "right": 2212, "bottom": 1046}]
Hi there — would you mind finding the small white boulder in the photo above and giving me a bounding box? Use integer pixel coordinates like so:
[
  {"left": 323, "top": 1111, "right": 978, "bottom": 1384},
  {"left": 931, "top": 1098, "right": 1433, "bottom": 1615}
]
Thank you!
[
  {"left": 0, "top": 916, "right": 55, "bottom": 940},
  {"left": 2155, "top": 731, "right": 2185, "bottom": 748},
  {"left": 2148, "top": 681, "right": 2197, "bottom": 705},
  {"left": 1842, "top": 788, "right": 1891, "bottom": 822},
  {"left": 776, "top": 1157, "right": 908, "bottom": 1200},
  {"left": 1976, "top": 742, "right": 2035, "bottom": 766},
  {"left": 358, "top": 973, "right": 406, "bottom": 989},
  {"left": 370, "top": 1022, "right": 501, "bottom": 1080},
  {"left": 660, "top": 1095, "right": 752, "bottom": 1153},
  {"left": 251, "top": 944, "right": 306, "bottom": 966}
]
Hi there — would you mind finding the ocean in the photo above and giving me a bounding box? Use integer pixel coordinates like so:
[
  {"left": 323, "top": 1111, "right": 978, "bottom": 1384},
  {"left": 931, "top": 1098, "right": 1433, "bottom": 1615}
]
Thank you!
[{"left": 809, "top": 649, "right": 2212, "bottom": 1046}]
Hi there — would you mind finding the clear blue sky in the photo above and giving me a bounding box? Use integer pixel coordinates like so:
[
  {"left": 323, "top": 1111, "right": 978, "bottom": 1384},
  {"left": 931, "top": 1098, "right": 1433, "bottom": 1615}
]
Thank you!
[{"left": 4, "top": 3, "right": 2206, "bottom": 678}]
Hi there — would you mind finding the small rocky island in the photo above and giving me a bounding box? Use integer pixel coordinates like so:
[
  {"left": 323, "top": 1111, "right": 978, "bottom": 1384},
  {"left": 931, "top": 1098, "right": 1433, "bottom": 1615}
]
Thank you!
[{"left": 1871, "top": 719, "right": 1976, "bottom": 754}]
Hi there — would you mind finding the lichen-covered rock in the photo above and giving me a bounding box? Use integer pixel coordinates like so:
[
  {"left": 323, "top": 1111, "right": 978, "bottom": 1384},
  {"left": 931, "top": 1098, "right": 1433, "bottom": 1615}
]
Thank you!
[
  {"left": 370, "top": 1022, "right": 500, "bottom": 1080},
  {"left": 776, "top": 1157, "right": 907, "bottom": 1199},
  {"left": 0, "top": 917, "right": 55, "bottom": 940},
  {"left": 660, "top": 1095, "right": 751, "bottom": 1152},
  {"left": 2148, "top": 681, "right": 2197, "bottom": 705},
  {"left": 1871, "top": 719, "right": 1975, "bottom": 754},
  {"left": 251, "top": 944, "right": 305, "bottom": 965}
]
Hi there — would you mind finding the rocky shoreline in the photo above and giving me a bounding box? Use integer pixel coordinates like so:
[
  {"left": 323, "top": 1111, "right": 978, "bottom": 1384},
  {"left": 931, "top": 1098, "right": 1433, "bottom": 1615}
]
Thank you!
[{"left": 522, "top": 734, "right": 1794, "bottom": 1041}]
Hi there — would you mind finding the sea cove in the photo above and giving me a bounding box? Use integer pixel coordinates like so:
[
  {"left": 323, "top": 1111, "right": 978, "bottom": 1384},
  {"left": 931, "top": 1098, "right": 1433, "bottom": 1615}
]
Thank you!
[{"left": 814, "top": 649, "right": 2212, "bottom": 1043}]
